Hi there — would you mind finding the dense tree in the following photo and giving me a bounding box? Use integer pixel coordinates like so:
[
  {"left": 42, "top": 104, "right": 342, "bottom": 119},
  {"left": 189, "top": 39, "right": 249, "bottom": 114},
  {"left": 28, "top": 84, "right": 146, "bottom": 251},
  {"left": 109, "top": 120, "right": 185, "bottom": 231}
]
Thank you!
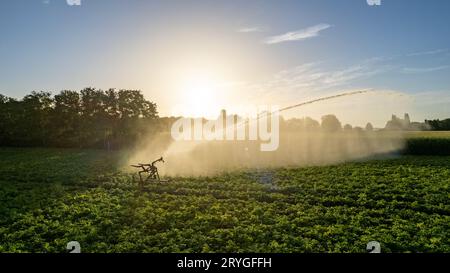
[
  {"left": 321, "top": 114, "right": 342, "bottom": 133},
  {"left": 50, "top": 90, "right": 82, "bottom": 147},
  {"left": 365, "top": 122, "right": 374, "bottom": 131},
  {"left": 281, "top": 117, "right": 320, "bottom": 132},
  {"left": 425, "top": 119, "right": 450, "bottom": 131},
  {"left": 0, "top": 88, "right": 158, "bottom": 149},
  {"left": 0, "top": 94, "right": 8, "bottom": 104},
  {"left": 0, "top": 95, "right": 12, "bottom": 144},
  {"left": 303, "top": 117, "right": 320, "bottom": 131}
]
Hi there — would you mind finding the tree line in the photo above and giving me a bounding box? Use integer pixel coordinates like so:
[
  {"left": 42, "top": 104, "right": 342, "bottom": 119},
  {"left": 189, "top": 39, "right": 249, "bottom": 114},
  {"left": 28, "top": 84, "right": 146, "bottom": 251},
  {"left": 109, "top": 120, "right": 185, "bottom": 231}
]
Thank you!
[
  {"left": 280, "top": 114, "right": 374, "bottom": 133},
  {"left": 425, "top": 119, "right": 450, "bottom": 131},
  {"left": 0, "top": 88, "right": 158, "bottom": 149},
  {"left": 2, "top": 89, "right": 448, "bottom": 149}
]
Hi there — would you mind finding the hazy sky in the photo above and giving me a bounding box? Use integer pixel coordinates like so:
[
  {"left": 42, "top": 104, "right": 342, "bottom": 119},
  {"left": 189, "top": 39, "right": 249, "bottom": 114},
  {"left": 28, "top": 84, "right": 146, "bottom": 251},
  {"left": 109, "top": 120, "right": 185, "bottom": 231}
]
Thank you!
[{"left": 1, "top": 0, "right": 449, "bottom": 127}]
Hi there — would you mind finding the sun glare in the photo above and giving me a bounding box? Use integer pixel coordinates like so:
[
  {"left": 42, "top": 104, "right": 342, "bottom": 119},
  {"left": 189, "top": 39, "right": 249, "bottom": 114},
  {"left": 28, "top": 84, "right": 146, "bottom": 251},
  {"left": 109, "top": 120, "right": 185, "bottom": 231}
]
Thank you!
[{"left": 176, "top": 73, "right": 222, "bottom": 118}]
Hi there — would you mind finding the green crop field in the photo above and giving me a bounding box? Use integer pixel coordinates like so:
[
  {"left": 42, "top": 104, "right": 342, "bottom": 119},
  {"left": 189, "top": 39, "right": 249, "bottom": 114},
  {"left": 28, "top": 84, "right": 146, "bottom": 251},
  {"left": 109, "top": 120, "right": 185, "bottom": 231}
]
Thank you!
[
  {"left": 0, "top": 147, "right": 449, "bottom": 253},
  {"left": 405, "top": 131, "right": 450, "bottom": 139}
]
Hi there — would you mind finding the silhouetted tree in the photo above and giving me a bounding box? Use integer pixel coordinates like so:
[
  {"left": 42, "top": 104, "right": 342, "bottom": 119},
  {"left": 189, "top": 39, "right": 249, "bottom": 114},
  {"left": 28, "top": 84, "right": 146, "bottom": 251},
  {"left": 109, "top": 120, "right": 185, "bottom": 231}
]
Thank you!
[
  {"left": 0, "top": 94, "right": 8, "bottom": 104},
  {"left": 321, "top": 114, "right": 342, "bottom": 133},
  {"left": 426, "top": 119, "right": 450, "bottom": 131},
  {"left": 16, "top": 92, "right": 53, "bottom": 146},
  {"left": 0, "top": 95, "right": 12, "bottom": 144},
  {"left": 365, "top": 122, "right": 374, "bottom": 131},
  {"left": 50, "top": 90, "right": 82, "bottom": 147},
  {"left": 304, "top": 117, "right": 320, "bottom": 131},
  {"left": 282, "top": 117, "right": 320, "bottom": 132},
  {"left": 0, "top": 88, "right": 158, "bottom": 149}
]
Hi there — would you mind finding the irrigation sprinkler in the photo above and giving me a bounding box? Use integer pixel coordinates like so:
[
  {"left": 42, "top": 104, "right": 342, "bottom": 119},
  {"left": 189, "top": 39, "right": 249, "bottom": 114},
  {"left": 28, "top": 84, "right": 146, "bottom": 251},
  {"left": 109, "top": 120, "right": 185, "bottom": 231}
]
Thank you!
[{"left": 131, "top": 157, "right": 168, "bottom": 189}]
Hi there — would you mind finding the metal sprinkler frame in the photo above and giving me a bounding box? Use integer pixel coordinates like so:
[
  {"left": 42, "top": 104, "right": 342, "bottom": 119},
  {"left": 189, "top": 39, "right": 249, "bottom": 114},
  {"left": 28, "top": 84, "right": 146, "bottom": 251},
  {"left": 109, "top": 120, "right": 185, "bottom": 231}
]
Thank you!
[{"left": 131, "top": 157, "right": 167, "bottom": 189}]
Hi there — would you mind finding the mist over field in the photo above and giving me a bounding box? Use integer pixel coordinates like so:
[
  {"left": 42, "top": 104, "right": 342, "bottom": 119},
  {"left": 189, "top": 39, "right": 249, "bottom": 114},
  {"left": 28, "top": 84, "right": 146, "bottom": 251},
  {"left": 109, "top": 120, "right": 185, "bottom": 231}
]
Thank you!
[
  {"left": 128, "top": 91, "right": 407, "bottom": 176},
  {"left": 128, "top": 130, "right": 405, "bottom": 176}
]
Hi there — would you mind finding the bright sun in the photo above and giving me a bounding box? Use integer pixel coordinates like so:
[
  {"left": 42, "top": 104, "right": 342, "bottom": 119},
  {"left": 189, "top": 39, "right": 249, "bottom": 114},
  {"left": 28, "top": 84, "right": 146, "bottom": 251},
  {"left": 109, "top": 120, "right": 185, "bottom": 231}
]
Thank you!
[{"left": 177, "top": 73, "right": 222, "bottom": 118}]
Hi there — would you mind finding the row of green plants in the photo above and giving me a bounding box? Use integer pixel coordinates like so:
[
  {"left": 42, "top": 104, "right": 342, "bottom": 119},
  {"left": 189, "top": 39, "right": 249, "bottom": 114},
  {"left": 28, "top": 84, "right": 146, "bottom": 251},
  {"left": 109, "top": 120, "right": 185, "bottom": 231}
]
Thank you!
[
  {"left": 404, "top": 137, "right": 450, "bottom": 155},
  {"left": 0, "top": 148, "right": 449, "bottom": 252}
]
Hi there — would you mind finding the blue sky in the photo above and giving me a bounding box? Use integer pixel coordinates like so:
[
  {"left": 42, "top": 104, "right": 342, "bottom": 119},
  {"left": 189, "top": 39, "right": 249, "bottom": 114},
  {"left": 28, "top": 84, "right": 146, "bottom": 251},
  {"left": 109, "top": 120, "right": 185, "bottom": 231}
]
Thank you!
[{"left": 0, "top": 0, "right": 449, "bottom": 126}]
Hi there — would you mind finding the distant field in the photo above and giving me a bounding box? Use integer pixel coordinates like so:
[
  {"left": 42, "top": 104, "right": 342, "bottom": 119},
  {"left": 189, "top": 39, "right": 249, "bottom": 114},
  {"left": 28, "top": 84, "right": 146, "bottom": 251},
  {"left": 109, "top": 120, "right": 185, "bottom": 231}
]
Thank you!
[
  {"left": 402, "top": 131, "right": 450, "bottom": 155},
  {"left": 404, "top": 131, "right": 450, "bottom": 139},
  {"left": 0, "top": 148, "right": 449, "bottom": 253}
]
